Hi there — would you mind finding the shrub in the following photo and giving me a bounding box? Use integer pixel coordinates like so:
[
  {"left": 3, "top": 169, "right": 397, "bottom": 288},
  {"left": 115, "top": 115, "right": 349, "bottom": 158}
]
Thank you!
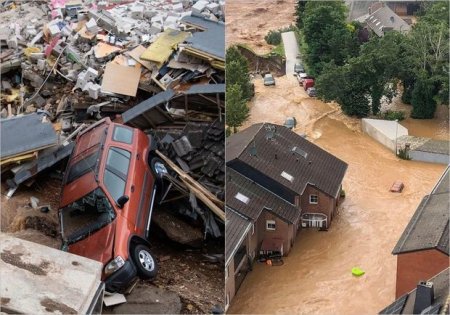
[
  {"left": 397, "top": 147, "right": 411, "bottom": 160},
  {"left": 265, "top": 30, "right": 282, "bottom": 45},
  {"left": 380, "top": 110, "right": 406, "bottom": 121},
  {"left": 340, "top": 189, "right": 346, "bottom": 198},
  {"left": 226, "top": 127, "right": 231, "bottom": 137},
  {"left": 265, "top": 25, "right": 298, "bottom": 46}
]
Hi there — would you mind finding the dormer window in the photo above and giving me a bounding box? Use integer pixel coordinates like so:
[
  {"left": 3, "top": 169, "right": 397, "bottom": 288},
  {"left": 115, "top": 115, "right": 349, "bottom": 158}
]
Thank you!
[
  {"left": 235, "top": 192, "right": 250, "bottom": 204},
  {"left": 281, "top": 171, "right": 294, "bottom": 182}
]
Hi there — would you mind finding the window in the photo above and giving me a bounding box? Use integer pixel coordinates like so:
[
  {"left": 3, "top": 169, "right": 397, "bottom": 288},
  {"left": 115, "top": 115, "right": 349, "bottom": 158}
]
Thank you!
[
  {"left": 235, "top": 192, "right": 250, "bottom": 204},
  {"left": 225, "top": 264, "right": 228, "bottom": 279},
  {"left": 281, "top": 171, "right": 294, "bottom": 182},
  {"left": 113, "top": 126, "right": 133, "bottom": 144},
  {"left": 251, "top": 224, "right": 255, "bottom": 235},
  {"left": 104, "top": 170, "right": 126, "bottom": 202},
  {"left": 104, "top": 147, "right": 131, "bottom": 202},
  {"left": 67, "top": 151, "right": 99, "bottom": 183},
  {"left": 309, "top": 194, "right": 318, "bottom": 204},
  {"left": 266, "top": 220, "right": 276, "bottom": 230},
  {"left": 60, "top": 188, "right": 115, "bottom": 244},
  {"left": 106, "top": 147, "right": 131, "bottom": 176}
]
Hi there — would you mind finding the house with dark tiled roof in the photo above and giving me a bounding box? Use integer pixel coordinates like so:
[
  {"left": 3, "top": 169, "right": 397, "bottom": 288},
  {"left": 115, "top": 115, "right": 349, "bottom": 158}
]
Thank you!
[
  {"left": 380, "top": 268, "right": 449, "bottom": 314},
  {"left": 225, "top": 123, "right": 347, "bottom": 310},
  {"left": 366, "top": 4, "right": 411, "bottom": 37},
  {"left": 392, "top": 165, "right": 449, "bottom": 298}
]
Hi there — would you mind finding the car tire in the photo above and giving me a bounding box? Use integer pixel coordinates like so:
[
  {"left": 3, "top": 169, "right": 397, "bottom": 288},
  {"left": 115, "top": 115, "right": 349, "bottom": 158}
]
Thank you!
[
  {"left": 149, "top": 157, "right": 167, "bottom": 179},
  {"left": 131, "top": 244, "right": 158, "bottom": 280}
]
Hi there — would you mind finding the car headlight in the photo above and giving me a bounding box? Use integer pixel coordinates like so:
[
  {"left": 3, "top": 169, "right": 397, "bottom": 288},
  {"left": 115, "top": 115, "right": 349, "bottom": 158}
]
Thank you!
[{"left": 104, "top": 256, "right": 125, "bottom": 276}]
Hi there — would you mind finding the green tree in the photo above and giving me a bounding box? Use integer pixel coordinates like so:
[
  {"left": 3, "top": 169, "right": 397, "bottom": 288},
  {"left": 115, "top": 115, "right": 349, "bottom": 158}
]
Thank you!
[
  {"left": 226, "top": 46, "right": 253, "bottom": 101},
  {"left": 402, "top": 1, "right": 449, "bottom": 108},
  {"left": 295, "top": 0, "right": 309, "bottom": 29},
  {"left": 316, "top": 60, "right": 371, "bottom": 117},
  {"left": 411, "top": 77, "right": 437, "bottom": 119},
  {"left": 226, "top": 84, "right": 249, "bottom": 133},
  {"left": 316, "top": 32, "right": 405, "bottom": 116},
  {"left": 302, "top": 1, "right": 355, "bottom": 76}
]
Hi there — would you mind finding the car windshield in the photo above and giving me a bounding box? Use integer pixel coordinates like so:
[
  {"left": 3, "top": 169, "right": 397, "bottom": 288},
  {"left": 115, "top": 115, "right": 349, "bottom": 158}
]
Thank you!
[{"left": 60, "top": 188, "right": 115, "bottom": 244}]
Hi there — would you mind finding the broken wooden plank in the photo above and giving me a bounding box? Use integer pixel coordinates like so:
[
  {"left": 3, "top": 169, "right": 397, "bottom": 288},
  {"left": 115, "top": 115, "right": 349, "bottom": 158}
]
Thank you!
[{"left": 155, "top": 150, "right": 224, "bottom": 208}]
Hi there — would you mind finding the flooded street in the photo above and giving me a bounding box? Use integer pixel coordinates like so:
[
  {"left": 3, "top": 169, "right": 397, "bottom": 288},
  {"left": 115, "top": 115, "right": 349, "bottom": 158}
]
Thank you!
[
  {"left": 226, "top": 0, "right": 296, "bottom": 53},
  {"left": 229, "top": 76, "right": 448, "bottom": 314}
]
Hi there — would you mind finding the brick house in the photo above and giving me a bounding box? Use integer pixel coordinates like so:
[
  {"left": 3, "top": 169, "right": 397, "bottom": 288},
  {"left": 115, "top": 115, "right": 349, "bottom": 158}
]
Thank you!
[
  {"left": 226, "top": 123, "right": 347, "bottom": 230},
  {"left": 380, "top": 268, "right": 449, "bottom": 314},
  {"left": 392, "top": 165, "right": 449, "bottom": 298},
  {"left": 225, "top": 123, "right": 347, "bottom": 310}
]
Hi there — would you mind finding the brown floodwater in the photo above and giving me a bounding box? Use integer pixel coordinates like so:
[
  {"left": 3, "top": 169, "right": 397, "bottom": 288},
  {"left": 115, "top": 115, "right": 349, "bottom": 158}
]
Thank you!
[{"left": 229, "top": 76, "right": 448, "bottom": 314}]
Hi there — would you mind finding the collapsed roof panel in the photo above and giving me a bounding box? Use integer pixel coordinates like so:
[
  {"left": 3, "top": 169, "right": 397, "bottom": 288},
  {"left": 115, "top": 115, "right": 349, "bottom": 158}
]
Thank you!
[
  {"left": 140, "top": 29, "right": 190, "bottom": 66},
  {"left": 0, "top": 113, "right": 58, "bottom": 161},
  {"left": 180, "top": 16, "right": 225, "bottom": 69},
  {"left": 122, "top": 90, "right": 175, "bottom": 129},
  {"left": 184, "top": 83, "right": 225, "bottom": 94}
]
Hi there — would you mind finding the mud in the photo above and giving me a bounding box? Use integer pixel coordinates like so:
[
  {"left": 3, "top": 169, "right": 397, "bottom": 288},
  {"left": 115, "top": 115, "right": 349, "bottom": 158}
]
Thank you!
[
  {"left": 1, "top": 298, "right": 10, "bottom": 305},
  {"left": 150, "top": 234, "right": 224, "bottom": 314},
  {"left": 235, "top": 45, "right": 286, "bottom": 76},
  {"left": 226, "top": 0, "right": 296, "bottom": 54},
  {"left": 40, "top": 298, "right": 77, "bottom": 314},
  {"left": 1, "top": 249, "right": 50, "bottom": 276},
  {"left": 228, "top": 76, "right": 447, "bottom": 314}
]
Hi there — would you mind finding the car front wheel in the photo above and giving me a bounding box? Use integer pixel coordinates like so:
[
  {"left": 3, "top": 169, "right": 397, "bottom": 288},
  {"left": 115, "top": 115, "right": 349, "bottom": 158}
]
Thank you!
[{"left": 131, "top": 244, "right": 158, "bottom": 280}]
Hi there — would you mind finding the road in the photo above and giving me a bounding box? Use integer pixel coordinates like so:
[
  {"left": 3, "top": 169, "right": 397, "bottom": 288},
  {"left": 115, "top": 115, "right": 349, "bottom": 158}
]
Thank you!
[{"left": 281, "top": 31, "right": 299, "bottom": 75}]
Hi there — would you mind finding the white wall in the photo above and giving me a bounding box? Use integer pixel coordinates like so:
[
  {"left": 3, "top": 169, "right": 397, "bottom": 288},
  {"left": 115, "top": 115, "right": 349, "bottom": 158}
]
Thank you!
[{"left": 362, "top": 118, "right": 408, "bottom": 152}]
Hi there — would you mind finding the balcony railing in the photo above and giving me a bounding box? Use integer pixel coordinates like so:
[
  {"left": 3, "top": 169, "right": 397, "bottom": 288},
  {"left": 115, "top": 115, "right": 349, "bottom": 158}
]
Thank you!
[{"left": 301, "top": 213, "right": 327, "bottom": 229}]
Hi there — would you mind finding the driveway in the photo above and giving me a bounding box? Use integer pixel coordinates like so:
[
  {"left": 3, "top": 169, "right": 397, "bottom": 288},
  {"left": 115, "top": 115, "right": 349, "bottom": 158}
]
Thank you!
[{"left": 281, "top": 31, "right": 300, "bottom": 75}]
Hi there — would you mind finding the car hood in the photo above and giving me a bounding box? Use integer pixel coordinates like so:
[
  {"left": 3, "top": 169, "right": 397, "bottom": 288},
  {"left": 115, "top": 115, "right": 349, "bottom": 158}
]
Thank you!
[{"left": 67, "top": 221, "right": 115, "bottom": 266}]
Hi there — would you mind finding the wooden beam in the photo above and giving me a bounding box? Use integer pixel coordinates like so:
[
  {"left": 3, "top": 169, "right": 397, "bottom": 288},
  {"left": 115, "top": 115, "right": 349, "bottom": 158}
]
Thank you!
[{"left": 155, "top": 150, "right": 225, "bottom": 212}]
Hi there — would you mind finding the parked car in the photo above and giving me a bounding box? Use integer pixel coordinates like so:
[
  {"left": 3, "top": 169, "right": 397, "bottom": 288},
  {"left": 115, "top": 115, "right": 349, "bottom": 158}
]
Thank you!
[
  {"left": 284, "top": 117, "right": 297, "bottom": 129},
  {"left": 59, "top": 117, "right": 165, "bottom": 293},
  {"left": 297, "top": 72, "right": 308, "bottom": 86},
  {"left": 303, "top": 78, "right": 315, "bottom": 91},
  {"left": 294, "top": 63, "right": 305, "bottom": 73},
  {"left": 307, "top": 87, "right": 317, "bottom": 97},
  {"left": 263, "top": 73, "right": 275, "bottom": 86}
]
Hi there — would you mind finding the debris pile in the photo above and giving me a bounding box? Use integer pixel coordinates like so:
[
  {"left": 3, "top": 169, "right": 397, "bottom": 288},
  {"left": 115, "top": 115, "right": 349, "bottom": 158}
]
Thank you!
[
  {"left": 154, "top": 119, "right": 225, "bottom": 199},
  {"left": 1, "top": 0, "right": 225, "bottom": 239}
]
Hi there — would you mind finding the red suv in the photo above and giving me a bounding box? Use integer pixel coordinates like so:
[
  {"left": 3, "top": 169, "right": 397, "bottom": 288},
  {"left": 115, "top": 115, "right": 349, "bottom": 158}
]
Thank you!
[{"left": 58, "top": 118, "right": 165, "bottom": 292}]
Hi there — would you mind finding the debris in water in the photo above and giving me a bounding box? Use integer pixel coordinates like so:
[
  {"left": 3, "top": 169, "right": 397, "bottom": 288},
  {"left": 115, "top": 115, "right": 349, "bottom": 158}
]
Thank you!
[{"left": 352, "top": 267, "right": 365, "bottom": 277}]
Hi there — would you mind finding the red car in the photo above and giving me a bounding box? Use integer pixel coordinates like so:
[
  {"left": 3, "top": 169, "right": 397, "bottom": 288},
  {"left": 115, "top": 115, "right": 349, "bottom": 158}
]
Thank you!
[{"left": 59, "top": 118, "right": 165, "bottom": 292}]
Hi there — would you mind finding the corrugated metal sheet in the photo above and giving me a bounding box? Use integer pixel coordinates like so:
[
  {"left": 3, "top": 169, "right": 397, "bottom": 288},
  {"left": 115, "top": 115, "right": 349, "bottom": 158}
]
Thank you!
[
  {"left": 184, "top": 83, "right": 225, "bottom": 94},
  {"left": 122, "top": 90, "right": 175, "bottom": 129}
]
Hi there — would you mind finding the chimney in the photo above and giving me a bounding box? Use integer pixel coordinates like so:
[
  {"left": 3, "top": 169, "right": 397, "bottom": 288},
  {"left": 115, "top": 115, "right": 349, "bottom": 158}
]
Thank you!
[{"left": 413, "top": 281, "right": 434, "bottom": 314}]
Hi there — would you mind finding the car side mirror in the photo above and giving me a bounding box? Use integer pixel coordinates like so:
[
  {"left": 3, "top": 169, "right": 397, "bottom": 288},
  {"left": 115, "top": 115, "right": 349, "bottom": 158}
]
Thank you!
[{"left": 116, "top": 195, "right": 129, "bottom": 208}]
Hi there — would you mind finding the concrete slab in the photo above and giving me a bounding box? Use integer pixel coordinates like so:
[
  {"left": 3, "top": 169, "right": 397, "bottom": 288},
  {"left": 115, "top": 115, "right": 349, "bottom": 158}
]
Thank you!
[{"left": 0, "top": 233, "right": 104, "bottom": 314}]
